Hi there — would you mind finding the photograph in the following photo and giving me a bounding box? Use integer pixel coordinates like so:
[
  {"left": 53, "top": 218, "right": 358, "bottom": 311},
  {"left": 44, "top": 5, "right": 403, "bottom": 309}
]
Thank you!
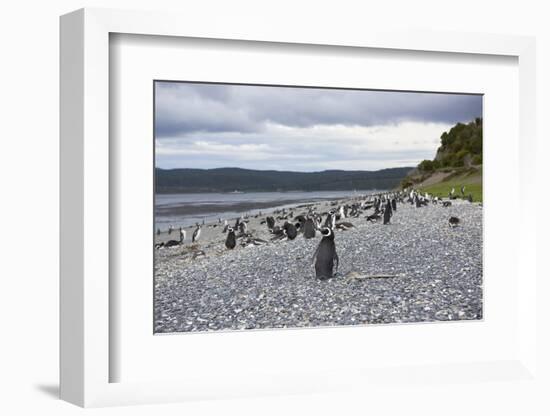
[{"left": 153, "top": 81, "right": 483, "bottom": 334}]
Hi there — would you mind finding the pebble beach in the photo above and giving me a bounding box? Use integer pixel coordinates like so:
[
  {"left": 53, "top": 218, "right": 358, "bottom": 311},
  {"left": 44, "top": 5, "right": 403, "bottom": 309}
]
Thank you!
[{"left": 154, "top": 197, "right": 483, "bottom": 333}]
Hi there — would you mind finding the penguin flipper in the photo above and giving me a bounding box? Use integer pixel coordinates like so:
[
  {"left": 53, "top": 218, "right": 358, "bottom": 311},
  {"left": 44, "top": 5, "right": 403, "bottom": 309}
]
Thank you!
[{"left": 311, "top": 245, "right": 320, "bottom": 266}]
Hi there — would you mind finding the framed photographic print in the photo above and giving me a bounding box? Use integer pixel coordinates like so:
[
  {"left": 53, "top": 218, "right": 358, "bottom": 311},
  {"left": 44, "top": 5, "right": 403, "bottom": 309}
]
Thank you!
[
  {"left": 60, "top": 8, "right": 538, "bottom": 408},
  {"left": 152, "top": 80, "right": 484, "bottom": 335}
]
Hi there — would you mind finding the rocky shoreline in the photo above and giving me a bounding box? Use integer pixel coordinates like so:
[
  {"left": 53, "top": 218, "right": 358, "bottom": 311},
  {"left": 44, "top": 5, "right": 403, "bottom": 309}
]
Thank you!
[{"left": 154, "top": 197, "right": 483, "bottom": 333}]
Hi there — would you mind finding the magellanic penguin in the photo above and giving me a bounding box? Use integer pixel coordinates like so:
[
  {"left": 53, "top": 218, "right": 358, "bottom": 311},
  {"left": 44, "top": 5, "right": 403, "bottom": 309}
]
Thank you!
[
  {"left": 179, "top": 227, "right": 186, "bottom": 242},
  {"left": 324, "top": 212, "right": 336, "bottom": 229},
  {"left": 303, "top": 217, "right": 316, "bottom": 239},
  {"left": 266, "top": 216, "right": 276, "bottom": 230},
  {"left": 312, "top": 227, "right": 339, "bottom": 280},
  {"left": 335, "top": 221, "right": 354, "bottom": 231},
  {"left": 391, "top": 198, "right": 397, "bottom": 212},
  {"left": 283, "top": 221, "right": 298, "bottom": 240},
  {"left": 225, "top": 227, "right": 236, "bottom": 249},
  {"left": 383, "top": 200, "right": 393, "bottom": 224},
  {"left": 271, "top": 228, "right": 288, "bottom": 242},
  {"left": 155, "top": 238, "right": 182, "bottom": 249},
  {"left": 192, "top": 224, "right": 202, "bottom": 242},
  {"left": 238, "top": 221, "right": 247, "bottom": 235},
  {"left": 163, "top": 239, "right": 181, "bottom": 248},
  {"left": 448, "top": 217, "right": 460, "bottom": 228},
  {"left": 366, "top": 212, "right": 381, "bottom": 222}
]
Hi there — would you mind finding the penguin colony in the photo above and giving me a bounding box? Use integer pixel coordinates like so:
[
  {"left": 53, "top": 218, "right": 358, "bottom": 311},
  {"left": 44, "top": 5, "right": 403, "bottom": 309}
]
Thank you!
[{"left": 155, "top": 186, "right": 471, "bottom": 279}]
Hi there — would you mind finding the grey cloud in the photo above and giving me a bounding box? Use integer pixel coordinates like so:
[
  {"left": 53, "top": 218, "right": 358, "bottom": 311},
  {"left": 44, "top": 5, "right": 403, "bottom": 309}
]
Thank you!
[{"left": 155, "top": 81, "right": 482, "bottom": 138}]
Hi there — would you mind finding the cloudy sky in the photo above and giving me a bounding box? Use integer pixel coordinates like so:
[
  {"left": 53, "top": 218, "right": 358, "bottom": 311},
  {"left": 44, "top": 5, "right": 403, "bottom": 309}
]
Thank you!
[{"left": 155, "top": 82, "right": 482, "bottom": 171}]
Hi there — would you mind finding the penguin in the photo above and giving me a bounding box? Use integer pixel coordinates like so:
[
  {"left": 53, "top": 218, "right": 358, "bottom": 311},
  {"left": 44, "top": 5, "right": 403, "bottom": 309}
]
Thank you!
[
  {"left": 461, "top": 185, "right": 465, "bottom": 196},
  {"left": 168, "top": 225, "right": 173, "bottom": 235},
  {"left": 271, "top": 228, "right": 288, "bottom": 242},
  {"left": 266, "top": 216, "right": 275, "bottom": 230},
  {"left": 294, "top": 215, "right": 306, "bottom": 232},
  {"left": 238, "top": 221, "right": 247, "bottom": 234},
  {"left": 244, "top": 237, "right": 267, "bottom": 246},
  {"left": 442, "top": 201, "right": 452, "bottom": 207},
  {"left": 163, "top": 239, "right": 181, "bottom": 248},
  {"left": 467, "top": 194, "right": 473, "bottom": 203},
  {"left": 225, "top": 227, "right": 236, "bottom": 249},
  {"left": 324, "top": 212, "right": 336, "bottom": 229},
  {"left": 303, "top": 217, "right": 316, "bottom": 239},
  {"left": 192, "top": 250, "right": 206, "bottom": 260},
  {"left": 448, "top": 217, "right": 460, "bottom": 228},
  {"left": 335, "top": 221, "right": 354, "bottom": 231},
  {"left": 383, "top": 200, "right": 392, "bottom": 224},
  {"left": 338, "top": 205, "right": 346, "bottom": 219},
  {"left": 283, "top": 221, "right": 298, "bottom": 240},
  {"left": 179, "top": 227, "right": 186, "bottom": 242},
  {"left": 156, "top": 228, "right": 161, "bottom": 236},
  {"left": 391, "top": 198, "right": 397, "bottom": 212},
  {"left": 192, "top": 224, "right": 201, "bottom": 242},
  {"left": 366, "top": 212, "right": 381, "bottom": 222},
  {"left": 314, "top": 214, "right": 323, "bottom": 228},
  {"left": 312, "top": 227, "right": 339, "bottom": 280}
]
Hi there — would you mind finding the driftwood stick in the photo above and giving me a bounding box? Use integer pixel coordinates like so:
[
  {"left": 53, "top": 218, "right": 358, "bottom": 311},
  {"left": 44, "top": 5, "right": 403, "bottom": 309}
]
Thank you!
[{"left": 345, "top": 272, "right": 401, "bottom": 280}]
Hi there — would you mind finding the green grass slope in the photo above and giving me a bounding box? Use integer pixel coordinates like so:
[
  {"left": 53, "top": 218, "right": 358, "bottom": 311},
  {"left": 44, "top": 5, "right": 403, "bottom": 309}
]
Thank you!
[{"left": 417, "top": 167, "right": 482, "bottom": 202}]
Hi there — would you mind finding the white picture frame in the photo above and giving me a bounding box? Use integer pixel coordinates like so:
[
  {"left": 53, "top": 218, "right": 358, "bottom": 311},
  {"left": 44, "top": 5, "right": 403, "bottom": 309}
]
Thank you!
[{"left": 60, "top": 8, "right": 538, "bottom": 407}]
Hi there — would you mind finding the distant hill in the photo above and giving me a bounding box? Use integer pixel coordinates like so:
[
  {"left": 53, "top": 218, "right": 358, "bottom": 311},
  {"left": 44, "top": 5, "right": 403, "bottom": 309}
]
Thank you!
[
  {"left": 415, "top": 118, "right": 482, "bottom": 173},
  {"left": 155, "top": 167, "right": 413, "bottom": 193}
]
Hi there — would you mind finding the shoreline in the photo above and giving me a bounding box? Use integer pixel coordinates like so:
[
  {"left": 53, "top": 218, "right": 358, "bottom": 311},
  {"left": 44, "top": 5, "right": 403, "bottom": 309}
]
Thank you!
[
  {"left": 156, "top": 195, "right": 349, "bottom": 218},
  {"left": 155, "top": 190, "right": 383, "bottom": 237},
  {"left": 154, "top": 194, "right": 483, "bottom": 333}
]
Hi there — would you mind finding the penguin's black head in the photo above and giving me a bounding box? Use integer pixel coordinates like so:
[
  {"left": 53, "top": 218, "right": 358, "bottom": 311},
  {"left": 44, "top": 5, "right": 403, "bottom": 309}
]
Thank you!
[{"left": 320, "top": 227, "right": 333, "bottom": 238}]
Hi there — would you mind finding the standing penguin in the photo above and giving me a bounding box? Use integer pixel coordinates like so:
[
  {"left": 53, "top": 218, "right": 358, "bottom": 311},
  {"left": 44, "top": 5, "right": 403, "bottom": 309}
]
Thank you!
[
  {"left": 266, "top": 216, "right": 275, "bottom": 230},
  {"left": 238, "top": 221, "right": 247, "bottom": 235},
  {"left": 312, "top": 227, "right": 339, "bottom": 280},
  {"left": 225, "top": 227, "right": 236, "bottom": 249},
  {"left": 303, "top": 217, "right": 316, "bottom": 239},
  {"left": 383, "top": 200, "right": 393, "bottom": 224},
  {"left": 192, "top": 224, "right": 201, "bottom": 242},
  {"left": 391, "top": 198, "right": 397, "bottom": 212},
  {"left": 283, "top": 221, "right": 298, "bottom": 240},
  {"left": 324, "top": 212, "right": 336, "bottom": 229},
  {"left": 179, "top": 227, "right": 186, "bottom": 242}
]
